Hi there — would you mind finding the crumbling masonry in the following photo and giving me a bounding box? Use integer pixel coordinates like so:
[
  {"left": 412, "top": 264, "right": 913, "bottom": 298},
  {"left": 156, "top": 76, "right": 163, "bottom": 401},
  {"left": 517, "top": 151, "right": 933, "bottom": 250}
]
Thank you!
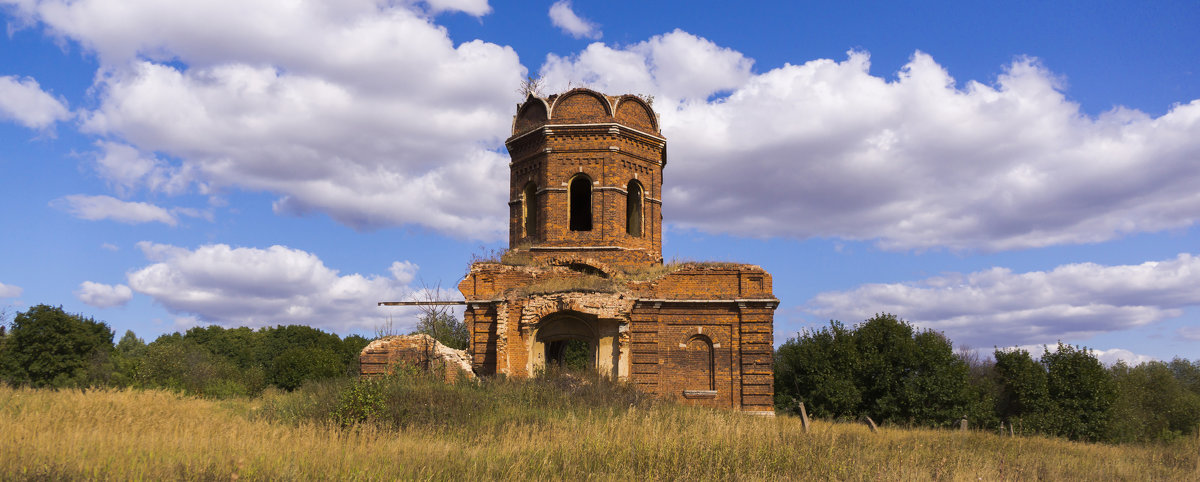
[{"left": 372, "top": 88, "right": 778, "bottom": 413}]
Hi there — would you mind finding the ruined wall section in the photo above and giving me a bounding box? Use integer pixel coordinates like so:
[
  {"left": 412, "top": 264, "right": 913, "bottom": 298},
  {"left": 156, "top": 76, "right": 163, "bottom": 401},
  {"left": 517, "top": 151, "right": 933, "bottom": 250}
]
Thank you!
[{"left": 359, "top": 334, "right": 475, "bottom": 382}]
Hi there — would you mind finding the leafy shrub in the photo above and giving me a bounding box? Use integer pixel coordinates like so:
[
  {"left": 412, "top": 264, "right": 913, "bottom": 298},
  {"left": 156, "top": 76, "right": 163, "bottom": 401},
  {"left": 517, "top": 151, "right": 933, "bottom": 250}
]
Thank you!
[
  {"left": 269, "top": 347, "right": 344, "bottom": 391},
  {"left": 774, "top": 314, "right": 972, "bottom": 428}
]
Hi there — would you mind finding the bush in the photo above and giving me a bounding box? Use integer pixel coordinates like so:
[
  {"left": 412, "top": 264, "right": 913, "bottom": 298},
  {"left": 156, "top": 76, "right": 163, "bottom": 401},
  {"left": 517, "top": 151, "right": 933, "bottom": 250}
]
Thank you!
[
  {"left": 774, "top": 314, "right": 972, "bottom": 427},
  {"left": 268, "top": 347, "right": 344, "bottom": 391},
  {"left": 134, "top": 339, "right": 265, "bottom": 398}
]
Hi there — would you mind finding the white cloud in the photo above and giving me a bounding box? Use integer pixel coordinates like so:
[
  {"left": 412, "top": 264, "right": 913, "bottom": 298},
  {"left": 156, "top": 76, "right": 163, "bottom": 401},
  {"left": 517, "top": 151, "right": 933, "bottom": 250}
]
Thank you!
[
  {"left": 422, "top": 0, "right": 490, "bottom": 16},
  {"left": 51, "top": 194, "right": 177, "bottom": 225},
  {"left": 126, "top": 242, "right": 433, "bottom": 332},
  {"left": 539, "top": 35, "right": 1200, "bottom": 251},
  {"left": 92, "top": 142, "right": 192, "bottom": 196},
  {"left": 1093, "top": 347, "right": 1157, "bottom": 366},
  {"left": 75, "top": 281, "right": 133, "bottom": 308},
  {"left": 548, "top": 1, "right": 601, "bottom": 40},
  {"left": 807, "top": 253, "right": 1200, "bottom": 349},
  {"left": 0, "top": 282, "right": 22, "bottom": 298},
  {"left": 0, "top": 75, "right": 71, "bottom": 129},
  {"left": 9, "top": 0, "right": 522, "bottom": 240},
  {"left": 541, "top": 29, "right": 751, "bottom": 101},
  {"left": 1179, "top": 326, "right": 1200, "bottom": 341},
  {"left": 101, "top": 243, "right": 120, "bottom": 251}
]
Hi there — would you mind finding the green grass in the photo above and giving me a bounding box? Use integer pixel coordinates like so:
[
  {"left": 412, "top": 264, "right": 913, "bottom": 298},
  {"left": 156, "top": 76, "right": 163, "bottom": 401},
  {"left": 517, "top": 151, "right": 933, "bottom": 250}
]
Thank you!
[{"left": 2, "top": 373, "right": 1197, "bottom": 480}]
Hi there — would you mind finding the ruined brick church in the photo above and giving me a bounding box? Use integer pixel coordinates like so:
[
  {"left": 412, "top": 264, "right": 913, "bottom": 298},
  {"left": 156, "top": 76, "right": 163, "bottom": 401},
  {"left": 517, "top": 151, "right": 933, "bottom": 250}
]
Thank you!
[{"left": 366, "top": 88, "right": 777, "bottom": 413}]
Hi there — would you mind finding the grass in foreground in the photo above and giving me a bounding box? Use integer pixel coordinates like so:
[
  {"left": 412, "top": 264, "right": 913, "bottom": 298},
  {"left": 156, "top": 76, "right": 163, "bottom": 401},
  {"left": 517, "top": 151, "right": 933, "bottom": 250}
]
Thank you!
[{"left": 1, "top": 376, "right": 1197, "bottom": 480}]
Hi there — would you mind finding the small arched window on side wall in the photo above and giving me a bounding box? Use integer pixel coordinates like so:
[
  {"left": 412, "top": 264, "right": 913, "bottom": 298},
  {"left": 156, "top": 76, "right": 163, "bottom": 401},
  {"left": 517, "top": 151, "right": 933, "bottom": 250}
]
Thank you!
[
  {"left": 521, "top": 182, "right": 538, "bottom": 239},
  {"left": 626, "top": 180, "right": 644, "bottom": 237},
  {"left": 569, "top": 175, "right": 593, "bottom": 231},
  {"left": 686, "top": 335, "right": 715, "bottom": 392}
]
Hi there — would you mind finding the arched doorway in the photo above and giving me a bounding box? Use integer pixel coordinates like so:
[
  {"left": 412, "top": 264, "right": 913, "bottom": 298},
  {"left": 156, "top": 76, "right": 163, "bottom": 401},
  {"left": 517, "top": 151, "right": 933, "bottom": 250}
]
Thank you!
[{"left": 532, "top": 312, "right": 598, "bottom": 373}]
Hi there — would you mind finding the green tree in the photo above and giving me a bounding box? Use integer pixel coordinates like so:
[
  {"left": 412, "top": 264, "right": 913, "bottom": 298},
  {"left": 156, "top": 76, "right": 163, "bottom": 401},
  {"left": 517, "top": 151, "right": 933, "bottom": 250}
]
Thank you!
[
  {"left": 110, "top": 330, "right": 147, "bottom": 387},
  {"left": 269, "top": 347, "right": 344, "bottom": 390},
  {"left": 181, "top": 325, "right": 262, "bottom": 369},
  {"left": 1109, "top": 360, "right": 1200, "bottom": 443},
  {"left": 1042, "top": 343, "right": 1116, "bottom": 442},
  {"left": 774, "top": 321, "right": 861, "bottom": 419},
  {"left": 774, "top": 314, "right": 972, "bottom": 427},
  {"left": 1168, "top": 358, "right": 1200, "bottom": 396},
  {"left": 993, "top": 347, "right": 1052, "bottom": 433},
  {"left": 135, "top": 337, "right": 264, "bottom": 397},
  {"left": 0, "top": 304, "right": 115, "bottom": 388},
  {"left": 412, "top": 312, "right": 469, "bottom": 350}
]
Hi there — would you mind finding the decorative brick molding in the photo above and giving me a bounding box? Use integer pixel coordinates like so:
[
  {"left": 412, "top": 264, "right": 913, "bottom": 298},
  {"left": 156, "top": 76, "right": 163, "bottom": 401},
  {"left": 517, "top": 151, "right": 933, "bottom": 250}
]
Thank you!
[{"left": 450, "top": 88, "right": 777, "bottom": 413}]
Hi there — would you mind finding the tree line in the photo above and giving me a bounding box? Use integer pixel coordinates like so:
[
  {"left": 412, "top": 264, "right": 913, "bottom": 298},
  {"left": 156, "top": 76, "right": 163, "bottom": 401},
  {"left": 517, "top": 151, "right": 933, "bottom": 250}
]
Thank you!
[
  {"left": 774, "top": 313, "right": 1200, "bottom": 444},
  {"left": 0, "top": 304, "right": 374, "bottom": 397},
  {"left": 0, "top": 304, "right": 471, "bottom": 397},
  {"left": 4, "top": 303, "right": 1196, "bottom": 445}
]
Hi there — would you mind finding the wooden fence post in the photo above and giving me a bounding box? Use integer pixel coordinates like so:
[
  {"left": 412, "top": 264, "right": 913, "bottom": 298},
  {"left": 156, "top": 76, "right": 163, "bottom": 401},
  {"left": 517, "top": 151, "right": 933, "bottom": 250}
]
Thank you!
[
  {"left": 862, "top": 415, "right": 878, "bottom": 433},
  {"left": 798, "top": 402, "right": 810, "bottom": 433},
  {"left": 960, "top": 415, "right": 968, "bottom": 431}
]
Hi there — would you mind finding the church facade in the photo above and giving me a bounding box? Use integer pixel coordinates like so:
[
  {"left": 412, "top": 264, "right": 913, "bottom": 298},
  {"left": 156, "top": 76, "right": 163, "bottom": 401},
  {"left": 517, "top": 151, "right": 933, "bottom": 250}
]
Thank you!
[{"left": 457, "top": 88, "right": 778, "bottom": 413}]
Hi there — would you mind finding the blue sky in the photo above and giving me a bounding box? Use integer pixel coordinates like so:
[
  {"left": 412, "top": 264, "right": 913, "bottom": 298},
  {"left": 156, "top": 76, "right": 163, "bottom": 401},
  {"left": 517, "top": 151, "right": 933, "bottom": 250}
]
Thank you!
[{"left": 1, "top": 0, "right": 1198, "bottom": 364}]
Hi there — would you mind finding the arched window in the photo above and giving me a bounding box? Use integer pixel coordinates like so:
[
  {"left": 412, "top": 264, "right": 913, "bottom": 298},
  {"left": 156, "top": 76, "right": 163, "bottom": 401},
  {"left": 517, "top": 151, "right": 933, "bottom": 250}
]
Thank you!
[
  {"left": 626, "top": 180, "right": 643, "bottom": 237},
  {"left": 686, "top": 335, "right": 715, "bottom": 391},
  {"left": 569, "top": 175, "right": 592, "bottom": 231},
  {"left": 522, "top": 182, "right": 538, "bottom": 239}
]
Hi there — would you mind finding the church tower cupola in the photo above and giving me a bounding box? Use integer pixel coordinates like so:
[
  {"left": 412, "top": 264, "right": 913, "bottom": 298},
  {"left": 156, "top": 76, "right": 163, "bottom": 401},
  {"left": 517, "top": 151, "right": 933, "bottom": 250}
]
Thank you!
[{"left": 505, "top": 88, "right": 666, "bottom": 269}]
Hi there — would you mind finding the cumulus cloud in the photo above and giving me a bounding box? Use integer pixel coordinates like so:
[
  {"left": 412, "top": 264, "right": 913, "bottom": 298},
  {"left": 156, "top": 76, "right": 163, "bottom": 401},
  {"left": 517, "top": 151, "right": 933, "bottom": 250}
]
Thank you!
[
  {"left": 549, "top": 1, "right": 601, "bottom": 40},
  {"left": 51, "top": 194, "right": 177, "bottom": 225},
  {"left": 541, "top": 29, "right": 751, "bottom": 101},
  {"left": 0, "top": 282, "right": 22, "bottom": 298},
  {"left": 75, "top": 281, "right": 133, "bottom": 308},
  {"left": 91, "top": 142, "right": 192, "bottom": 196},
  {"left": 1093, "top": 347, "right": 1157, "bottom": 366},
  {"left": 9, "top": 0, "right": 521, "bottom": 239},
  {"left": 539, "top": 34, "right": 1200, "bottom": 251},
  {"left": 807, "top": 253, "right": 1200, "bottom": 349},
  {"left": 0, "top": 75, "right": 71, "bottom": 129},
  {"left": 126, "top": 242, "right": 435, "bottom": 332}
]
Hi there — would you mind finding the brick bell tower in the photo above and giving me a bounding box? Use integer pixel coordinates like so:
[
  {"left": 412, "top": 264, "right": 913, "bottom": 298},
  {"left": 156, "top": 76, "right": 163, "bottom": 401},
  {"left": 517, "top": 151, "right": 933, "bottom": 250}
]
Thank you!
[
  {"left": 454, "top": 88, "right": 778, "bottom": 414},
  {"left": 505, "top": 88, "right": 664, "bottom": 270}
]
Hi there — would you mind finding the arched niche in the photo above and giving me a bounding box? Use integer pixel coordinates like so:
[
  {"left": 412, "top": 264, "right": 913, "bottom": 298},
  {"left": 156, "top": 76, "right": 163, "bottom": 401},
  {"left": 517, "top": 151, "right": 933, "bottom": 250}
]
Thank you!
[
  {"left": 626, "top": 179, "right": 644, "bottom": 237},
  {"left": 614, "top": 95, "right": 659, "bottom": 133},
  {"left": 513, "top": 95, "right": 549, "bottom": 134},
  {"left": 550, "top": 88, "right": 613, "bottom": 121},
  {"left": 521, "top": 182, "right": 538, "bottom": 239}
]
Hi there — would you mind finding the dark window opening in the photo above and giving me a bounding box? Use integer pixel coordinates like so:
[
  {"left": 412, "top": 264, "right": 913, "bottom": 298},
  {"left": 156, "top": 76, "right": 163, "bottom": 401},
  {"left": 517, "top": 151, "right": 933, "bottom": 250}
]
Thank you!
[
  {"left": 626, "top": 180, "right": 644, "bottom": 237},
  {"left": 546, "top": 339, "right": 592, "bottom": 371},
  {"left": 569, "top": 176, "right": 592, "bottom": 231}
]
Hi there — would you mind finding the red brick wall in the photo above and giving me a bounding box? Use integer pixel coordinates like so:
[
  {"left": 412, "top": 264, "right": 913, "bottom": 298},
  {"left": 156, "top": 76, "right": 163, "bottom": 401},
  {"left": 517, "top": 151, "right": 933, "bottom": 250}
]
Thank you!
[{"left": 457, "top": 89, "right": 776, "bottom": 413}]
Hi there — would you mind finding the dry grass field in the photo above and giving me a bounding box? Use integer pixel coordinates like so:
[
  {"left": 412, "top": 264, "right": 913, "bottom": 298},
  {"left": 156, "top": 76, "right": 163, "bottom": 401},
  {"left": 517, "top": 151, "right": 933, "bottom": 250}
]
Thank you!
[{"left": 2, "top": 384, "right": 1197, "bottom": 480}]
